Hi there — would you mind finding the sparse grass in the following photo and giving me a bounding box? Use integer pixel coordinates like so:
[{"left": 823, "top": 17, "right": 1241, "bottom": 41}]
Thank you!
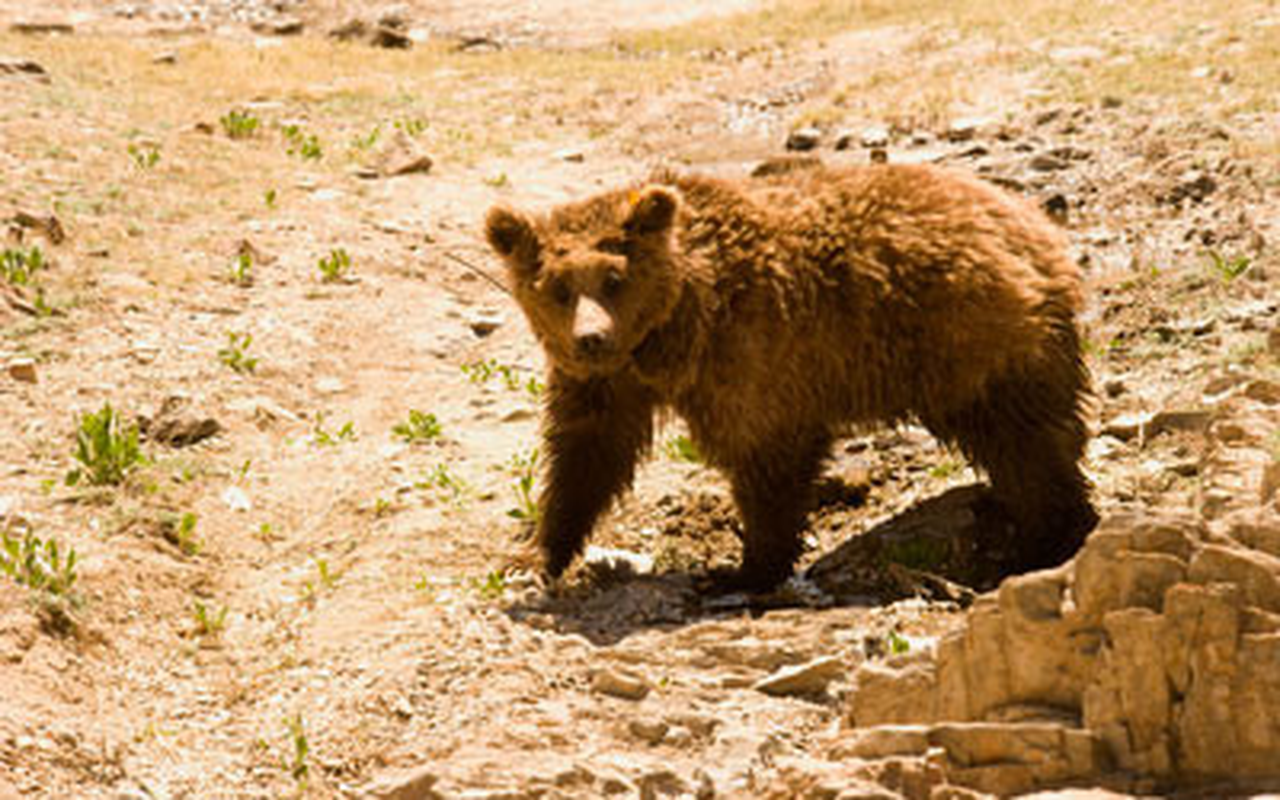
[
  {"left": 473, "top": 569, "right": 508, "bottom": 601},
  {"left": 507, "top": 449, "right": 540, "bottom": 523},
  {"left": 227, "top": 252, "right": 254, "bottom": 287},
  {"left": 0, "top": 245, "right": 46, "bottom": 286},
  {"left": 218, "top": 331, "right": 258, "bottom": 373},
  {"left": 66, "top": 403, "right": 144, "bottom": 487},
  {"left": 282, "top": 124, "right": 322, "bottom": 161},
  {"left": 316, "top": 248, "right": 352, "bottom": 284},
  {"left": 392, "top": 410, "right": 442, "bottom": 444},
  {"left": 928, "top": 458, "right": 963, "bottom": 480},
  {"left": 463, "top": 360, "right": 544, "bottom": 399},
  {"left": 1, "top": 527, "right": 80, "bottom": 602},
  {"left": 161, "top": 511, "right": 201, "bottom": 556},
  {"left": 190, "top": 599, "right": 228, "bottom": 639},
  {"left": 282, "top": 713, "right": 310, "bottom": 790},
  {"left": 219, "top": 108, "right": 260, "bottom": 140},
  {"left": 300, "top": 558, "right": 339, "bottom": 601},
  {"left": 127, "top": 141, "right": 161, "bottom": 170},
  {"left": 417, "top": 463, "right": 467, "bottom": 504},
  {"left": 311, "top": 413, "right": 357, "bottom": 447},
  {"left": 887, "top": 629, "right": 911, "bottom": 655},
  {"left": 664, "top": 435, "right": 702, "bottom": 464},
  {"left": 1206, "top": 249, "right": 1252, "bottom": 282}
]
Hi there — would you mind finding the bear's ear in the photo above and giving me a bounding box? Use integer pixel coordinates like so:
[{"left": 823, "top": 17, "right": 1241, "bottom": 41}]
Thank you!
[
  {"left": 485, "top": 206, "right": 537, "bottom": 263},
  {"left": 624, "top": 187, "right": 678, "bottom": 236}
]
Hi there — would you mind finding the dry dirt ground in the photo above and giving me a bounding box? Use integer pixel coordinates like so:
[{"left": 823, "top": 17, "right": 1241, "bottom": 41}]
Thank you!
[{"left": 1, "top": 1, "right": 1278, "bottom": 798}]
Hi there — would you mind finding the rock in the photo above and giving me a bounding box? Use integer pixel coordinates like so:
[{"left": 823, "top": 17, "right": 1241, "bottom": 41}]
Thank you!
[
  {"left": 371, "top": 26, "right": 413, "bottom": 49},
  {"left": 1028, "top": 153, "right": 1069, "bottom": 172},
  {"left": 251, "top": 17, "right": 303, "bottom": 36},
  {"left": 592, "top": 668, "right": 651, "bottom": 701},
  {"left": 10, "top": 21, "right": 74, "bottom": 35},
  {"left": 0, "top": 58, "right": 48, "bottom": 81},
  {"left": 152, "top": 51, "right": 178, "bottom": 65},
  {"left": 138, "top": 395, "right": 222, "bottom": 447},
  {"left": 849, "top": 659, "right": 938, "bottom": 725},
  {"left": 636, "top": 769, "right": 687, "bottom": 799},
  {"left": 1269, "top": 326, "right": 1280, "bottom": 359},
  {"left": 945, "top": 117, "right": 996, "bottom": 142},
  {"left": 834, "top": 725, "right": 931, "bottom": 759},
  {"left": 6, "top": 357, "right": 37, "bottom": 384},
  {"left": 1244, "top": 379, "right": 1280, "bottom": 405},
  {"left": 583, "top": 545, "right": 654, "bottom": 576},
  {"left": 554, "top": 148, "right": 586, "bottom": 163},
  {"left": 628, "top": 718, "right": 668, "bottom": 745},
  {"left": 858, "top": 126, "right": 890, "bottom": 149},
  {"left": 785, "top": 127, "right": 822, "bottom": 152},
  {"left": 751, "top": 154, "right": 822, "bottom": 177},
  {"left": 1041, "top": 194, "right": 1069, "bottom": 224},
  {"left": 221, "top": 486, "right": 251, "bottom": 513},
  {"left": 466, "top": 310, "right": 503, "bottom": 337},
  {"left": 10, "top": 211, "right": 67, "bottom": 244},
  {"left": 1048, "top": 45, "right": 1105, "bottom": 63},
  {"left": 754, "top": 655, "right": 845, "bottom": 697},
  {"left": 366, "top": 766, "right": 445, "bottom": 800}
]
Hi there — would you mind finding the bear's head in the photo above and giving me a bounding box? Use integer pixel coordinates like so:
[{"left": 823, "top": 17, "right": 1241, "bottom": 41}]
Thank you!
[{"left": 485, "top": 186, "right": 684, "bottom": 380}]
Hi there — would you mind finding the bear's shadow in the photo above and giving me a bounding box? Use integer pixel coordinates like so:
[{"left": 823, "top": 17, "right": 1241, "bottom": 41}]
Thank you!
[{"left": 505, "top": 484, "right": 1022, "bottom": 646}]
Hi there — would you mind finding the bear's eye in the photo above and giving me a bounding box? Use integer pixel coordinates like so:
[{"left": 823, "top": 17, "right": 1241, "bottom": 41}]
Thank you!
[
  {"left": 601, "top": 269, "right": 625, "bottom": 299},
  {"left": 549, "top": 280, "right": 574, "bottom": 308},
  {"left": 596, "top": 236, "right": 628, "bottom": 256}
]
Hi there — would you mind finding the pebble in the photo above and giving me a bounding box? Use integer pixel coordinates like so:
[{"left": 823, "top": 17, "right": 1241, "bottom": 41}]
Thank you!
[
  {"left": 1028, "top": 153, "right": 1069, "bottom": 172},
  {"left": 628, "top": 719, "right": 668, "bottom": 745},
  {"left": 554, "top": 148, "right": 586, "bottom": 163},
  {"left": 859, "top": 126, "right": 890, "bottom": 149},
  {"left": 7, "top": 357, "right": 37, "bottom": 384},
  {"left": 945, "top": 116, "right": 995, "bottom": 142},
  {"left": 785, "top": 127, "right": 822, "bottom": 152},
  {"left": 752, "top": 655, "right": 845, "bottom": 696},
  {"left": 592, "top": 667, "right": 651, "bottom": 700}
]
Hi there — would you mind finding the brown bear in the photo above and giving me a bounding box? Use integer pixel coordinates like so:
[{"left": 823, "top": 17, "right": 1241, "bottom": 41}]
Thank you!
[{"left": 484, "top": 163, "right": 1096, "bottom": 592}]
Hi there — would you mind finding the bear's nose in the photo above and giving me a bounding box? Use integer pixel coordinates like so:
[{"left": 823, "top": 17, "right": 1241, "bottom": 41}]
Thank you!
[{"left": 572, "top": 296, "right": 614, "bottom": 358}]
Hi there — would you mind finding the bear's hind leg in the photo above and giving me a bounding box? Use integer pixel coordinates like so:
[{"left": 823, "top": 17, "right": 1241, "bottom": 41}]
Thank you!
[
  {"left": 928, "top": 353, "right": 1096, "bottom": 573},
  {"left": 723, "top": 430, "right": 833, "bottom": 592}
]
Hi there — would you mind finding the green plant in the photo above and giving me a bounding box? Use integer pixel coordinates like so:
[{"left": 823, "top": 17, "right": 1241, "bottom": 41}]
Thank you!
[
  {"left": 283, "top": 124, "right": 322, "bottom": 161},
  {"left": 928, "top": 458, "right": 962, "bottom": 480},
  {"left": 0, "top": 245, "right": 45, "bottom": 286},
  {"left": 300, "top": 558, "right": 339, "bottom": 600},
  {"left": 227, "top": 252, "right": 254, "bottom": 287},
  {"left": 316, "top": 248, "right": 351, "bottom": 283},
  {"left": 349, "top": 125, "right": 381, "bottom": 153},
  {"left": 418, "top": 463, "right": 467, "bottom": 503},
  {"left": 66, "top": 403, "right": 143, "bottom": 486},
  {"left": 264, "top": 188, "right": 278, "bottom": 209},
  {"left": 191, "top": 599, "right": 228, "bottom": 638},
  {"left": 507, "top": 449, "right": 539, "bottom": 523},
  {"left": 463, "top": 360, "right": 544, "bottom": 399},
  {"left": 393, "top": 410, "right": 442, "bottom": 444},
  {"left": 127, "top": 142, "right": 161, "bottom": 170},
  {"left": 664, "top": 435, "right": 702, "bottom": 463},
  {"left": 1206, "top": 249, "right": 1252, "bottom": 282},
  {"left": 218, "top": 331, "right": 258, "bottom": 374},
  {"left": 162, "top": 511, "right": 201, "bottom": 556},
  {"left": 311, "top": 413, "right": 357, "bottom": 447},
  {"left": 219, "top": 108, "right": 261, "bottom": 139},
  {"left": 887, "top": 630, "right": 911, "bottom": 655},
  {"left": 394, "top": 117, "right": 428, "bottom": 137},
  {"left": 474, "top": 569, "right": 508, "bottom": 600},
  {"left": 282, "top": 713, "right": 310, "bottom": 789},
  {"left": 1, "top": 528, "right": 79, "bottom": 600},
  {"left": 484, "top": 172, "right": 510, "bottom": 188}
]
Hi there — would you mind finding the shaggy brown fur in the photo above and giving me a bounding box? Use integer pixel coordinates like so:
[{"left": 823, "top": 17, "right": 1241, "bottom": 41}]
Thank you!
[{"left": 485, "top": 163, "right": 1096, "bottom": 591}]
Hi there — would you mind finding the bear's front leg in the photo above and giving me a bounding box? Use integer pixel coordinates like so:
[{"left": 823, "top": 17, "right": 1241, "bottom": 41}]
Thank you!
[
  {"left": 538, "top": 370, "right": 657, "bottom": 580},
  {"left": 723, "top": 429, "right": 833, "bottom": 592}
]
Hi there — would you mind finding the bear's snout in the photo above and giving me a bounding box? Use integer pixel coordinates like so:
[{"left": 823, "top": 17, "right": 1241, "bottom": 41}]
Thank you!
[{"left": 572, "top": 295, "right": 615, "bottom": 357}]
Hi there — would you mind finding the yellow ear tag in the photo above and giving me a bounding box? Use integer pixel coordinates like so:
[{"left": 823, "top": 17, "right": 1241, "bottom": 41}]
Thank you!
[{"left": 627, "top": 190, "right": 641, "bottom": 208}]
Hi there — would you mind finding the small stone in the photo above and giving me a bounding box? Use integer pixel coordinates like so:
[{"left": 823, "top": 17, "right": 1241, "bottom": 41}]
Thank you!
[
  {"left": 1100, "top": 95, "right": 1124, "bottom": 109},
  {"left": 583, "top": 545, "right": 655, "bottom": 576},
  {"left": 10, "top": 21, "right": 74, "bottom": 35},
  {"left": 1048, "top": 45, "right": 1105, "bottom": 63},
  {"left": 365, "top": 766, "right": 443, "bottom": 800},
  {"left": 1244, "top": 379, "right": 1280, "bottom": 405},
  {"left": 0, "top": 58, "right": 48, "bottom": 80},
  {"left": 859, "top": 126, "right": 890, "bottom": 149},
  {"left": 315, "top": 377, "right": 345, "bottom": 395},
  {"left": 7, "top": 357, "right": 37, "bottom": 384},
  {"left": 152, "top": 51, "right": 178, "bottom": 65},
  {"left": 628, "top": 719, "right": 668, "bottom": 745},
  {"left": 1028, "top": 153, "right": 1069, "bottom": 172},
  {"left": 1103, "top": 379, "right": 1127, "bottom": 398},
  {"left": 221, "top": 486, "right": 252, "bottom": 513},
  {"left": 251, "top": 17, "right": 304, "bottom": 36},
  {"left": 1042, "top": 193, "right": 1069, "bottom": 224},
  {"left": 785, "top": 127, "right": 822, "bottom": 152},
  {"left": 869, "top": 148, "right": 888, "bottom": 165},
  {"left": 753, "top": 655, "right": 845, "bottom": 696},
  {"left": 592, "top": 668, "right": 651, "bottom": 700},
  {"left": 371, "top": 26, "right": 413, "bottom": 49},
  {"left": 945, "top": 116, "right": 995, "bottom": 142},
  {"left": 466, "top": 311, "right": 503, "bottom": 337},
  {"left": 554, "top": 148, "right": 586, "bottom": 163}
]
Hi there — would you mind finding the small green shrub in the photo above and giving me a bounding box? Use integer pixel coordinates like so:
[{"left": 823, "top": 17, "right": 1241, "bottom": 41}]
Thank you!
[
  {"left": 474, "top": 569, "right": 508, "bottom": 600},
  {"left": 1, "top": 528, "right": 79, "bottom": 600},
  {"left": 1207, "top": 249, "right": 1252, "bottom": 282},
  {"left": 191, "top": 599, "right": 228, "bottom": 638},
  {"left": 392, "top": 410, "right": 442, "bottom": 444},
  {"left": 161, "top": 511, "right": 201, "bottom": 556},
  {"left": 227, "top": 253, "right": 254, "bottom": 287},
  {"left": 507, "top": 449, "right": 539, "bottom": 523},
  {"left": 316, "top": 248, "right": 351, "bottom": 283},
  {"left": 218, "top": 331, "right": 258, "bottom": 374},
  {"left": 664, "top": 435, "right": 702, "bottom": 464},
  {"left": 66, "top": 403, "right": 143, "bottom": 486},
  {"left": 282, "top": 713, "right": 310, "bottom": 789},
  {"left": 219, "top": 108, "right": 260, "bottom": 139},
  {"left": 311, "top": 413, "right": 356, "bottom": 447},
  {"left": 283, "top": 125, "right": 322, "bottom": 161},
  {"left": 0, "top": 245, "right": 45, "bottom": 285},
  {"left": 127, "top": 142, "right": 161, "bottom": 170}
]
